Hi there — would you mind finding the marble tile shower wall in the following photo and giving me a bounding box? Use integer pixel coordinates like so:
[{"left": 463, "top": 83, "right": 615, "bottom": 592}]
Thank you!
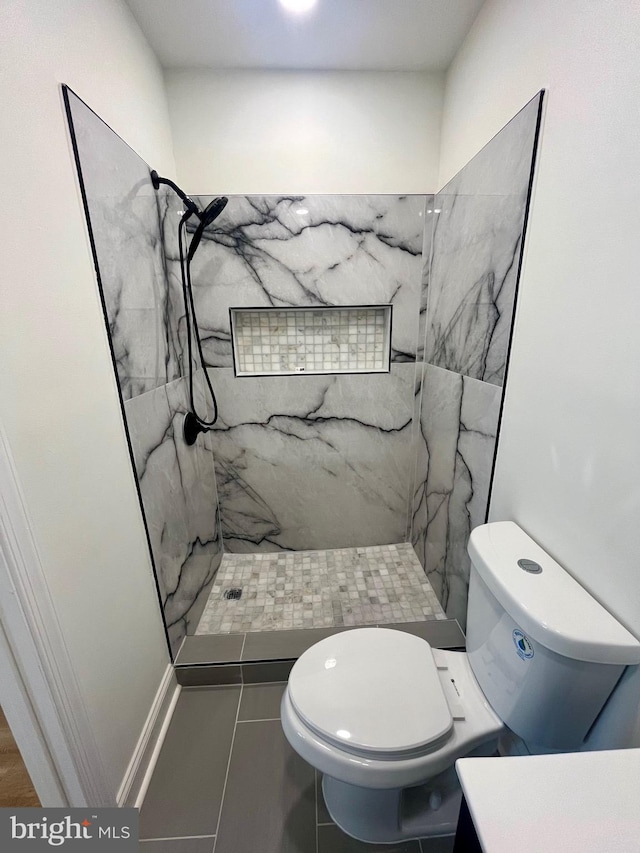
[
  {"left": 166, "top": 195, "right": 428, "bottom": 553},
  {"left": 169, "top": 194, "right": 427, "bottom": 368},
  {"left": 65, "top": 93, "right": 181, "bottom": 402},
  {"left": 66, "top": 91, "right": 222, "bottom": 655},
  {"left": 68, "top": 82, "right": 540, "bottom": 647},
  {"left": 411, "top": 92, "right": 542, "bottom": 627},
  {"left": 124, "top": 371, "right": 222, "bottom": 650},
  {"left": 204, "top": 366, "right": 416, "bottom": 552}
]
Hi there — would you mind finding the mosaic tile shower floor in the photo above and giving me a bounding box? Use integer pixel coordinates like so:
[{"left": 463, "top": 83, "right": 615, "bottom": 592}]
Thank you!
[{"left": 196, "top": 543, "right": 446, "bottom": 635}]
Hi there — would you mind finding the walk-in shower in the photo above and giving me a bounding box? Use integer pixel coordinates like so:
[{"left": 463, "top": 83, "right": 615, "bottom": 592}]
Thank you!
[{"left": 63, "top": 82, "right": 543, "bottom": 668}]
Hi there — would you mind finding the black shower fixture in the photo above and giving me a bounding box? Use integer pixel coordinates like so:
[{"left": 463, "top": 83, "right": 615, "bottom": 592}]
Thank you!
[
  {"left": 150, "top": 170, "right": 229, "bottom": 445},
  {"left": 150, "top": 171, "right": 228, "bottom": 244},
  {"left": 187, "top": 195, "right": 228, "bottom": 262},
  {"left": 150, "top": 170, "right": 199, "bottom": 216}
]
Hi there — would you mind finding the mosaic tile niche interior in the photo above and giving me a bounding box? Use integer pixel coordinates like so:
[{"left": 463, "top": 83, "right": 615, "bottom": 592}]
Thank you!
[
  {"left": 65, "top": 87, "right": 542, "bottom": 656},
  {"left": 231, "top": 306, "right": 391, "bottom": 375}
]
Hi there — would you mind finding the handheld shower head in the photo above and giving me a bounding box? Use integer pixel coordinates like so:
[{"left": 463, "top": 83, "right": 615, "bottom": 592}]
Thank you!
[
  {"left": 150, "top": 170, "right": 229, "bottom": 441},
  {"left": 201, "top": 196, "right": 229, "bottom": 226},
  {"left": 187, "top": 196, "right": 228, "bottom": 262}
]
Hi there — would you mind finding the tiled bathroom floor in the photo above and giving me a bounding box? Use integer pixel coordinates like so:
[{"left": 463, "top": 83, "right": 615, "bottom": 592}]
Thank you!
[
  {"left": 140, "top": 621, "right": 462, "bottom": 853},
  {"left": 196, "top": 543, "right": 446, "bottom": 634}
]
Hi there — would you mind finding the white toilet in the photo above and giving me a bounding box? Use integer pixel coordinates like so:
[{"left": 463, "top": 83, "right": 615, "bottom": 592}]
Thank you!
[{"left": 281, "top": 522, "right": 640, "bottom": 843}]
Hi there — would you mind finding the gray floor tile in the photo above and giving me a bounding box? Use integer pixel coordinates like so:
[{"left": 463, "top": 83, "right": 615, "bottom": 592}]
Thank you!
[
  {"left": 238, "top": 682, "right": 286, "bottom": 721},
  {"left": 318, "top": 824, "right": 421, "bottom": 852},
  {"left": 175, "top": 664, "right": 242, "bottom": 686},
  {"left": 214, "top": 720, "right": 315, "bottom": 853},
  {"left": 242, "top": 627, "right": 346, "bottom": 661},
  {"left": 241, "top": 660, "right": 294, "bottom": 683},
  {"left": 139, "top": 686, "right": 240, "bottom": 840},
  {"left": 239, "top": 620, "right": 462, "bottom": 665},
  {"left": 242, "top": 628, "right": 335, "bottom": 661},
  {"left": 384, "top": 620, "right": 465, "bottom": 648},
  {"left": 176, "top": 634, "right": 245, "bottom": 665},
  {"left": 140, "top": 838, "right": 215, "bottom": 852},
  {"left": 316, "top": 771, "right": 334, "bottom": 826}
]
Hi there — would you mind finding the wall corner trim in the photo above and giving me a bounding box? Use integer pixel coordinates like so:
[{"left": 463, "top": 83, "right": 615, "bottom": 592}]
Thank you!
[
  {"left": 117, "top": 663, "right": 179, "bottom": 808},
  {"left": 0, "top": 424, "right": 112, "bottom": 806}
]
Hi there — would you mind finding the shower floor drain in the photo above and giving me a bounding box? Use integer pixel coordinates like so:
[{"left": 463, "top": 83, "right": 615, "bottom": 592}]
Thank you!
[{"left": 223, "top": 588, "right": 243, "bottom": 601}]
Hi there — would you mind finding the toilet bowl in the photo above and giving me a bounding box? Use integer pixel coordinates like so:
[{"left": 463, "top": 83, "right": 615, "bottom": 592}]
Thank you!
[
  {"left": 281, "top": 522, "right": 640, "bottom": 844},
  {"left": 281, "top": 627, "right": 503, "bottom": 842}
]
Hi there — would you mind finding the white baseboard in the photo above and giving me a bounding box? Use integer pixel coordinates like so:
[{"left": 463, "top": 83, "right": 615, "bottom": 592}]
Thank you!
[{"left": 117, "top": 664, "right": 180, "bottom": 808}]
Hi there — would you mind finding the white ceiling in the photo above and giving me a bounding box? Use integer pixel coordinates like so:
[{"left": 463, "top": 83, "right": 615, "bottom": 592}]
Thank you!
[{"left": 125, "top": 0, "right": 485, "bottom": 72}]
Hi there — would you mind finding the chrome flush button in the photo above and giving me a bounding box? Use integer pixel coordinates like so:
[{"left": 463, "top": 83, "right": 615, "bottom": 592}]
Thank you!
[{"left": 518, "top": 558, "right": 542, "bottom": 574}]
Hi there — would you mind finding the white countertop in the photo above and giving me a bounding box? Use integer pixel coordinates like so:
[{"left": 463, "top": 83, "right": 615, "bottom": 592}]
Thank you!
[{"left": 456, "top": 749, "right": 640, "bottom": 852}]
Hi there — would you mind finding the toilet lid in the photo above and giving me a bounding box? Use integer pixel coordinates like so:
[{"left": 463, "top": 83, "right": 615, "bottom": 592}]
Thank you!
[{"left": 288, "top": 628, "right": 453, "bottom": 758}]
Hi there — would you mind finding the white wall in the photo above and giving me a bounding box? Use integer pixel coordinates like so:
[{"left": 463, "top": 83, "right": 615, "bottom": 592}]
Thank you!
[
  {"left": 0, "top": 0, "right": 175, "bottom": 799},
  {"left": 440, "top": 0, "right": 640, "bottom": 730},
  {"left": 165, "top": 69, "right": 443, "bottom": 194}
]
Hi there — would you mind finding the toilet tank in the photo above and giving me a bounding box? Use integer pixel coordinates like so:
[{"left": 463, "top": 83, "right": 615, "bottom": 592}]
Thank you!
[{"left": 466, "top": 522, "right": 640, "bottom": 750}]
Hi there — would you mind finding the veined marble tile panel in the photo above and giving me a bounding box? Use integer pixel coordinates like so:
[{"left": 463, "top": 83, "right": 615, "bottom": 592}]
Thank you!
[
  {"left": 417, "top": 194, "right": 435, "bottom": 362},
  {"left": 424, "top": 192, "right": 524, "bottom": 385},
  {"left": 167, "top": 195, "right": 425, "bottom": 370},
  {"left": 404, "top": 360, "right": 426, "bottom": 544},
  {"left": 125, "top": 370, "right": 222, "bottom": 654},
  {"left": 65, "top": 90, "right": 180, "bottom": 400},
  {"left": 411, "top": 363, "right": 501, "bottom": 628},
  {"left": 206, "top": 364, "right": 416, "bottom": 553},
  {"left": 423, "top": 93, "right": 541, "bottom": 386},
  {"left": 158, "top": 190, "right": 192, "bottom": 378}
]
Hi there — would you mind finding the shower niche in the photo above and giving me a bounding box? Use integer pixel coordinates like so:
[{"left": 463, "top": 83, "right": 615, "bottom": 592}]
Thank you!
[
  {"left": 230, "top": 305, "right": 392, "bottom": 376},
  {"left": 64, "top": 82, "right": 543, "bottom": 670}
]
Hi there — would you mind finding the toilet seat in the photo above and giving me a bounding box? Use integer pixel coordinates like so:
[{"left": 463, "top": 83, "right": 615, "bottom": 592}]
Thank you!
[
  {"left": 288, "top": 628, "right": 453, "bottom": 759},
  {"left": 282, "top": 633, "right": 504, "bottom": 790}
]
